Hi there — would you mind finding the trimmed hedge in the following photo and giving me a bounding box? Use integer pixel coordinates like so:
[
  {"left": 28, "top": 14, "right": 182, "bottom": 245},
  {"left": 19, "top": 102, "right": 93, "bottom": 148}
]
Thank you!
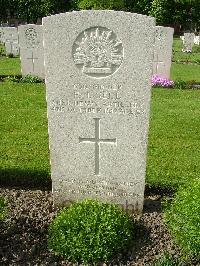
[{"left": 48, "top": 199, "right": 134, "bottom": 264}]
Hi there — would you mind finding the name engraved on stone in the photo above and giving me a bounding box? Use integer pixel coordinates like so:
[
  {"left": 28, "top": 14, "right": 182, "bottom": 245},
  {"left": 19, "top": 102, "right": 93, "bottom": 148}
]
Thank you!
[
  {"left": 73, "top": 27, "right": 123, "bottom": 78},
  {"left": 25, "top": 27, "right": 39, "bottom": 48},
  {"left": 79, "top": 118, "right": 117, "bottom": 175},
  {"left": 27, "top": 51, "right": 39, "bottom": 72}
]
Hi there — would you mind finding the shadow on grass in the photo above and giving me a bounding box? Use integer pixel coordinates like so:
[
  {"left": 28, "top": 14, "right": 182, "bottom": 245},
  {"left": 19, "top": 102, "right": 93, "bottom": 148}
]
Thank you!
[
  {"left": 145, "top": 184, "right": 176, "bottom": 197},
  {"left": 0, "top": 168, "right": 51, "bottom": 190}
]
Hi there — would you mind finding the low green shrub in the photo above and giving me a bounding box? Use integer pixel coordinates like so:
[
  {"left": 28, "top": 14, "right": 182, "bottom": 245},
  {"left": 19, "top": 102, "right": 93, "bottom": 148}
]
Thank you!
[
  {"left": 4, "top": 75, "right": 21, "bottom": 83},
  {"left": 153, "top": 252, "right": 182, "bottom": 266},
  {"left": 164, "top": 179, "right": 200, "bottom": 260},
  {"left": 173, "top": 80, "right": 200, "bottom": 90},
  {"left": 7, "top": 53, "right": 14, "bottom": 58},
  {"left": 48, "top": 199, "right": 134, "bottom": 264},
  {"left": 0, "top": 197, "right": 6, "bottom": 220},
  {"left": 20, "top": 75, "right": 43, "bottom": 83},
  {"left": 173, "top": 80, "right": 189, "bottom": 90}
]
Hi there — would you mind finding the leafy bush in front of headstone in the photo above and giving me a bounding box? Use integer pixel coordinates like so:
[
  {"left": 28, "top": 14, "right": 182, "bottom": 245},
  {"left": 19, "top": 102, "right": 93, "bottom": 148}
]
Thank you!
[
  {"left": 48, "top": 199, "right": 134, "bottom": 264},
  {"left": 20, "top": 75, "right": 43, "bottom": 83},
  {"left": 0, "top": 197, "right": 6, "bottom": 220},
  {"left": 164, "top": 179, "right": 200, "bottom": 261}
]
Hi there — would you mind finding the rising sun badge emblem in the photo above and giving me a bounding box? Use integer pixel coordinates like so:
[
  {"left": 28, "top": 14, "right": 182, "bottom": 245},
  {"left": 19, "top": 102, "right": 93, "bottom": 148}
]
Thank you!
[{"left": 72, "top": 27, "right": 124, "bottom": 78}]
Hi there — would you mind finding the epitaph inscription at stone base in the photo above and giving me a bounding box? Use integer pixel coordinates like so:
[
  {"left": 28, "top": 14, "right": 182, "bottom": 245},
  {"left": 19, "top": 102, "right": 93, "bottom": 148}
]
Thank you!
[
  {"left": 18, "top": 24, "right": 45, "bottom": 78},
  {"left": 4, "top": 27, "right": 19, "bottom": 56},
  {"left": 153, "top": 26, "right": 174, "bottom": 79},
  {"left": 43, "top": 11, "right": 155, "bottom": 213}
]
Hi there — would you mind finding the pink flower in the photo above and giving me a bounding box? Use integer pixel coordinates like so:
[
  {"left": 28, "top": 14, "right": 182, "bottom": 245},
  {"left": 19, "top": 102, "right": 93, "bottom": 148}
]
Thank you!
[{"left": 151, "top": 75, "right": 174, "bottom": 88}]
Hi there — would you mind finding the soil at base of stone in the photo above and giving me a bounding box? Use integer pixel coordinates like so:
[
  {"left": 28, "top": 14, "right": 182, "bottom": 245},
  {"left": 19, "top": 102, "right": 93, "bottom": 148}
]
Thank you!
[{"left": 0, "top": 187, "right": 198, "bottom": 266}]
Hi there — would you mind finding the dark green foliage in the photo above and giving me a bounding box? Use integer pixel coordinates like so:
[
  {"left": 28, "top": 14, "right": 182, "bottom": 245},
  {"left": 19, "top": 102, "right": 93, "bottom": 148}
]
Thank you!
[
  {"left": 75, "top": 0, "right": 125, "bottom": 10},
  {"left": 0, "top": 197, "right": 6, "bottom": 220},
  {"left": 149, "top": 0, "right": 200, "bottom": 29},
  {"left": 164, "top": 180, "right": 200, "bottom": 260},
  {"left": 7, "top": 53, "right": 14, "bottom": 58},
  {"left": 173, "top": 80, "right": 189, "bottom": 90},
  {"left": 48, "top": 199, "right": 134, "bottom": 264},
  {"left": 3, "top": 75, "right": 21, "bottom": 82},
  {"left": 20, "top": 75, "right": 43, "bottom": 83},
  {"left": 125, "top": 0, "right": 153, "bottom": 15}
]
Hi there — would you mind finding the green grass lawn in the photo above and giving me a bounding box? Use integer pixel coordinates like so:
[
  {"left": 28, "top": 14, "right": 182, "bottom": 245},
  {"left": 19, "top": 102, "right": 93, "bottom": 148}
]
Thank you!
[
  {"left": 171, "top": 63, "right": 200, "bottom": 82},
  {"left": 0, "top": 56, "right": 21, "bottom": 76},
  {"left": 0, "top": 81, "right": 199, "bottom": 189},
  {"left": 171, "top": 37, "right": 200, "bottom": 82},
  {"left": 146, "top": 88, "right": 200, "bottom": 188},
  {"left": 0, "top": 81, "right": 50, "bottom": 188}
]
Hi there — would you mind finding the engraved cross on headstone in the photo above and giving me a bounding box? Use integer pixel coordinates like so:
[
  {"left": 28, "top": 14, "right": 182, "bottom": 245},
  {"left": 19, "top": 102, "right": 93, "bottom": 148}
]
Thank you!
[
  {"left": 154, "top": 52, "right": 165, "bottom": 74},
  {"left": 79, "top": 118, "right": 117, "bottom": 175},
  {"left": 27, "top": 51, "right": 38, "bottom": 72},
  {"left": 6, "top": 33, "right": 18, "bottom": 54}
]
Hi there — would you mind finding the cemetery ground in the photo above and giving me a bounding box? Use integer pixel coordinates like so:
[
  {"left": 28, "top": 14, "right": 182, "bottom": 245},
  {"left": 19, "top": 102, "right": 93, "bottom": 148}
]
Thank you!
[{"left": 0, "top": 38, "right": 200, "bottom": 265}]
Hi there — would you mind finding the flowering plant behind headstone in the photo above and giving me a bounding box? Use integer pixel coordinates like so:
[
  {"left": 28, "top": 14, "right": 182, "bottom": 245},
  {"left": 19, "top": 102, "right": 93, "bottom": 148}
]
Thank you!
[{"left": 152, "top": 75, "right": 174, "bottom": 88}]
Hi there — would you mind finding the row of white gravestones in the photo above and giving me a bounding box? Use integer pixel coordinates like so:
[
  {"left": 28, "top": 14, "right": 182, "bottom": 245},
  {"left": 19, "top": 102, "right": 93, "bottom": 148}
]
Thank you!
[
  {"left": 18, "top": 25, "right": 45, "bottom": 79},
  {"left": 0, "top": 25, "right": 45, "bottom": 78},
  {"left": 153, "top": 26, "right": 174, "bottom": 79},
  {"left": 1, "top": 23, "right": 173, "bottom": 82},
  {"left": 180, "top": 33, "right": 200, "bottom": 52},
  {"left": 43, "top": 10, "right": 156, "bottom": 213}
]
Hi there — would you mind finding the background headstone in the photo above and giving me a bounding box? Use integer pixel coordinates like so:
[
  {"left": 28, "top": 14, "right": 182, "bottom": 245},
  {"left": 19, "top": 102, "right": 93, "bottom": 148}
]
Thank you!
[
  {"left": 153, "top": 26, "right": 174, "bottom": 79},
  {"left": 182, "top": 32, "right": 195, "bottom": 52},
  {"left": 18, "top": 24, "right": 45, "bottom": 78},
  {"left": 43, "top": 11, "right": 155, "bottom": 213},
  {"left": 194, "top": 36, "right": 200, "bottom": 45},
  {"left": 0, "top": 27, "right": 5, "bottom": 44},
  {"left": 4, "top": 27, "right": 19, "bottom": 56}
]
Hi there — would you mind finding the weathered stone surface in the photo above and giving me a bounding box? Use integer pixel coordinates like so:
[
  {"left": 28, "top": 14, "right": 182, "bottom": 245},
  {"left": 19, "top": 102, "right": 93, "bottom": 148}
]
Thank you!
[
  {"left": 183, "top": 32, "right": 195, "bottom": 52},
  {"left": 0, "top": 27, "right": 5, "bottom": 44},
  {"left": 43, "top": 11, "right": 155, "bottom": 213},
  {"left": 153, "top": 26, "right": 174, "bottom": 79},
  {"left": 194, "top": 36, "right": 200, "bottom": 45},
  {"left": 18, "top": 24, "right": 45, "bottom": 78},
  {"left": 4, "top": 27, "right": 19, "bottom": 56}
]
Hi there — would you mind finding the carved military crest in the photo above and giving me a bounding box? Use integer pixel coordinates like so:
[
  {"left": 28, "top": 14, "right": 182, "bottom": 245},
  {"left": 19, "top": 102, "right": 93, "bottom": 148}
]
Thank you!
[
  {"left": 73, "top": 27, "right": 123, "bottom": 78},
  {"left": 25, "top": 27, "right": 39, "bottom": 48}
]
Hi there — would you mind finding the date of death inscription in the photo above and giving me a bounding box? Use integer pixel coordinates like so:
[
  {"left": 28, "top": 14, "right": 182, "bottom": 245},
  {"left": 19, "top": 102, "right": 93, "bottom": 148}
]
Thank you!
[{"left": 50, "top": 83, "right": 145, "bottom": 116}]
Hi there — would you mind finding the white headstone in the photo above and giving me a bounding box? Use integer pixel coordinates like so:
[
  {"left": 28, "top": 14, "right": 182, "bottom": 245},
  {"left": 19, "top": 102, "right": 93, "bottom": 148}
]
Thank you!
[
  {"left": 194, "top": 36, "right": 200, "bottom": 45},
  {"left": 180, "top": 36, "right": 184, "bottom": 43},
  {"left": 182, "top": 32, "right": 195, "bottom": 52},
  {"left": 18, "top": 24, "right": 45, "bottom": 78},
  {"left": 0, "top": 27, "right": 5, "bottom": 44},
  {"left": 43, "top": 11, "right": 155, "bottom": 213},
  {"left": 153, "top": 26, "right": 174, "bottom": 79},
  {"left": 4, "top": 27, "right": 19, "bottom": 56}
]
